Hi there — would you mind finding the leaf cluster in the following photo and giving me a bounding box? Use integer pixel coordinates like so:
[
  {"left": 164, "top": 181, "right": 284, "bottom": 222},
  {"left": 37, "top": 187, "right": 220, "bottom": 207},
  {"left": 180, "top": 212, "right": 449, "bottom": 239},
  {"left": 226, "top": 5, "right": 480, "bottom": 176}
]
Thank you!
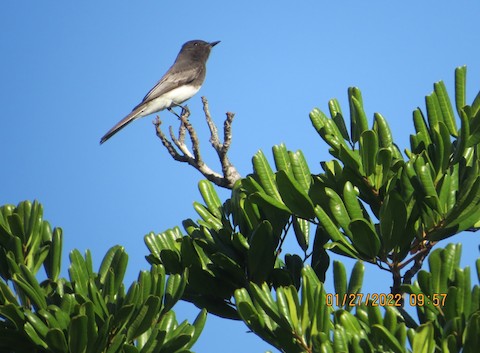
[
  {"left": 0, "top": 201, "right": 205, "bottom": 353},
  {"left": 144, "top": 67, "right": 480, "bottom": 352}
]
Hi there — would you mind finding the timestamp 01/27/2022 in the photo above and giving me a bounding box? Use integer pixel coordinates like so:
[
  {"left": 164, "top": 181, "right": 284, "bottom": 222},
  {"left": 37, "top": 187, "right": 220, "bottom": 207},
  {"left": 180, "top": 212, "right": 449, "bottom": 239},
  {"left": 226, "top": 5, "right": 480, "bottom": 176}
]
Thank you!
[{"left": 325, "top": 293, "right": 448, "bottom": 307}]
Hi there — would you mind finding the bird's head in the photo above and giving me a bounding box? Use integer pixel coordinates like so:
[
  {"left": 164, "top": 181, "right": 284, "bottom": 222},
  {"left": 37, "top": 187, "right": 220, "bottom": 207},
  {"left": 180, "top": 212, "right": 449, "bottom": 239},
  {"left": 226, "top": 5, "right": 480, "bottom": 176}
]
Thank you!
[{"left": 179, "top": 40, "right": 220, "bottom": 61}]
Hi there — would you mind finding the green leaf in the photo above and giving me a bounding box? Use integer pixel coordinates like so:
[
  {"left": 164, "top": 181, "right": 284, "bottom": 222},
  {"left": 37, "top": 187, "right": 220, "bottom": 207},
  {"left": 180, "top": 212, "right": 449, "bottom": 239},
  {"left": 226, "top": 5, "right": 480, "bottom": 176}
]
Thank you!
[
  {"left": 99, "top": 246, "right": 128, "bottom": 296},
  {"left": 433, "top": 122, "right": 452, "bottom": 177},
  {"left": 463, "top": 312, "right": 480, "bottom": 353},
  {"left": 292, "top": 216, "right": 310, "bottom": 252},
  {"left": 198, "top": 180, "right": 222, "bottom": 219},
  {"left": 248, "top": 221, "right": 275, "bottom": 283},
  {"left": 349, "top": 88, "right": 368, "bottom": 143},
  {"left": 383, "top": 306, "right": 397, "bottom": 334},
  {"left": 367, "top": 304, "right": 383, "bottom": 326},
  {"left": 342, "top": 182, "right": 363, "bottom": 220},
  {"left": 164, "top": 273, "right": 186, "bottom": 312},
  {"left": 111, "top": 304, "right": 135, "bottom": 335},
  {"left": 126, "top": 295, "right": 161, "bottom": 341},
  {"left": 289, "top": 150, "right": 312, "bottom": 191},
  {"left": 24, "top": 322, "right": 48, "bottom": 348},
  {"left": 412, "top": 108, "right": 432, "bottom": 147},
  {"left": 434, "top": 80, "right": 457, "bottom": 136},
  {"left": 248, "top": 191, "right": 291, "bottom": 214},
  {"left": 234, "top": 288, "right": 265, "bottom": 332},
  {"left": 0, "top": 303, "right": 24, "bottom": 329},
  {"left": 69, "top": 315, "right": 88, "bottom": 353},
  {"left": 425, "top": 93, "right": 441, "bottom": 131},
  {"left": 347, "top": 261, "right": 364, "bottom": 295},
  {"left": 7, "top": 207, "right": 25, "bottom": 242},
  {"left": 123, "top": 345, "right": 139, "bottom": 353},
  {"left": 45, "top": 227, "right": 62, "bottom": 281},
  {"left": 276, "top": 170, "right": 315, "bottom": 219},
  {"left": 314, "top": 206, "right": 356, "bottom": 256},
  {"left": 45, "top": 328, "right": 68, "bottom": 353},
  {"left": 467, "top": 109, "right": 480, "bottom": 147},
  {"left": 310, "top": 107, "right": 349, "bottom": 150},
  {"left": 13, "top": 265, "right": 47, "bottom": 311},
  {"left": 180, "top": 237, "right": 202, "bottom": 269},
  {"left": 252, "top": 150, "right": 282, "bottom": 201},
  {"left": 273, "top": 143, "right": 292, "bottom": 174},
  {"left": 189, "top": 309, "right": 207, "bottom": 348},
  {"left": 329, "top": 98, "right": 350, "bottom": 141},
  {"left": 249, "top": 283, "right": 282, "bottom": 329},
  {"left": 311, "top": 226, "right": 330, "bottom": 282},
  {"left": 349, "top": 219, "right": 381, "bottom": 259},
  {"left": 414, "top": 158, "right": 441, "bottom": 211},
  {"left": 374, "top": 112, "right": 394, "bottom": 147},
  {"left": 455, "top": 65, "right": 467, "bottom": 116},
  {"left": 338, "top": 144, "right": 362, "bottom": 171},
  {"left": 452, "top": 106, "right": 471, "bottom": 163},
  {"left": 325, "top": 242, "right": 360, "bottom": 259},
  {"left": 37, "top": 309, "right": 61, "bottom": 330},
  {"left": 105, "top": 333, "right": 124, "bottom": 353},
  {"left": 443, "top": 165, "right": 480, "bottom": 224},
  {"left": 210, "top": 252, "right": 246, "bottom": 285},
  {"left": 333, "top": 261, "right": 347, "bottom": 306},
  {"left": 336, "top": 310, "right": 362, "bottom": 335},
  {"left": 275, "top": 286, "right": 295, "bottom": 331},
  {"left": 193, "top": 202, "right": 222, "bottom": 230},
  {"left": 333, "top": 325, "right": 349, "bottom": 353},
  {"left": 325, "top": 188, "right": 351, "bottom": 234},
  {"left": 69, "top": 250, "right": 92, "bottom": 296},
  {"left": 375, "top": 148, "right": 394, "bottom": 189},
  {"left": 231, "top": 232, "right": 250, "bottom": 253},
  {"left": 412, "top": 322, "right": 435, "bottom": 353},
  {"left": 360, "top": 130, "right": 378, "bottom": 177},
  {"left": 380, "top": 192, "right": 408, "bottom": 253},
  {"left": 372, "top": 324, "right": 404, "bottom": 353}
]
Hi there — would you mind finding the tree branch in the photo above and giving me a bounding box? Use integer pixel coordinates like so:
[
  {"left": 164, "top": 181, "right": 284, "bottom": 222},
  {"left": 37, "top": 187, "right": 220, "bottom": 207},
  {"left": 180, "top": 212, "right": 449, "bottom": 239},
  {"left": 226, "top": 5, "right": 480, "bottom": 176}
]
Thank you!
[{"left": 153, "top": 97, "right": 241, "bottom": 189}]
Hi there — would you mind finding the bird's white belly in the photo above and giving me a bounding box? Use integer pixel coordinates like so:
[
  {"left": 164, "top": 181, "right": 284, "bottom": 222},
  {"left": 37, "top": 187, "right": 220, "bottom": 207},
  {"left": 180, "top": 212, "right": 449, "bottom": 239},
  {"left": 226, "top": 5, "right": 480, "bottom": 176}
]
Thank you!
[{"left": 139, "top": 85, "right": 201, "bottom": 117}]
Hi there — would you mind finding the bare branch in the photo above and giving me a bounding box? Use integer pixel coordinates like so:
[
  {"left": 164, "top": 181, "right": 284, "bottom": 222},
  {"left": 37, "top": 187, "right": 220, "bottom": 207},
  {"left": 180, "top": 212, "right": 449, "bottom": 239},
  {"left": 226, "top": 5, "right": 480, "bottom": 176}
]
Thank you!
[
  {"left": 202, "top": 97, "right": 241, "bottom": 184},
  {"left": 202, "top": 97, "right": 220, "bottom": 148},
  {"left": 222, "top": 112, "right": 235, "bottom": 153},
  {"left": 154, "top": 98, "right": 241, "bottom": 189},
  {"left": 154, "top": 117, "right": 188, "bottom": 162}
]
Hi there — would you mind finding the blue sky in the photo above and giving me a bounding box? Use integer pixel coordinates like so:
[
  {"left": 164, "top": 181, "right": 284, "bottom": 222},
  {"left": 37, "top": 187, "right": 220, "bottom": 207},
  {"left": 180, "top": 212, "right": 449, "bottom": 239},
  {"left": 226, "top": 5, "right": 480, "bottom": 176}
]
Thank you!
[{"left": 1, "top": 1, "right": 480, "bottom": 352}]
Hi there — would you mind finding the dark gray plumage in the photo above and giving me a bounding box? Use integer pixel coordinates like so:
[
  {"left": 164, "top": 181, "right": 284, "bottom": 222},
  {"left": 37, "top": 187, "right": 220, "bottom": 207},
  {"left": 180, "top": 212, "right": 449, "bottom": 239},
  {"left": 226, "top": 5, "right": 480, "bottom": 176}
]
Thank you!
[{"left": 100, "top": 40, "right": 220, "bottom": 144}]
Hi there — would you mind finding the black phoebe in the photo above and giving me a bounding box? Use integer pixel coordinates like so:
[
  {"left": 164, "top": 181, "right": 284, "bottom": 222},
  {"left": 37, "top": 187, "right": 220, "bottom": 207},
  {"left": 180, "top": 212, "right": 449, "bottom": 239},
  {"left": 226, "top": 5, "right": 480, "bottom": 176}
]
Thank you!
[{"left": 100, "top": 40, "right": 220, "bottom": 144}]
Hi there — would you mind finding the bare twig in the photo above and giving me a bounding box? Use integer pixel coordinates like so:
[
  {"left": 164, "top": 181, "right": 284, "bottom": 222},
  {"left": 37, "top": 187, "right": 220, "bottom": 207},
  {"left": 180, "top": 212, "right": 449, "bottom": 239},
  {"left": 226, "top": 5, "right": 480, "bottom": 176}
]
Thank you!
[
  {"left": 202, "top": 97, "right": 241, "bottom": 184},
  {"left": 155, "top": 117, "right": 187, "bottom": 162},
  {"left": 386, "top": 238, "right": 434, "bottom": 298},
  {"left": 153, "top": 97, "right": 241, "bottom": 189},
  {"left": 401, "top": 241, "right": 434, "bottom": 285}
]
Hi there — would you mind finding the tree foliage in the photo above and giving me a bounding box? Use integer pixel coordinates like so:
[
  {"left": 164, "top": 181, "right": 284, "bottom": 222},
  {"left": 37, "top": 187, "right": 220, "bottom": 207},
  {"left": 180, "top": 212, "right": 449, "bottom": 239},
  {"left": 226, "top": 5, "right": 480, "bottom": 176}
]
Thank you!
[
  {"left": 0, "top": 201, "right": 206, "bottom": 353},
  {"left": 1, "top": 66, "right": 480, "bottom": 352},
  {"left": 145, "top": 66, "right": 480, "bottom": 352}
]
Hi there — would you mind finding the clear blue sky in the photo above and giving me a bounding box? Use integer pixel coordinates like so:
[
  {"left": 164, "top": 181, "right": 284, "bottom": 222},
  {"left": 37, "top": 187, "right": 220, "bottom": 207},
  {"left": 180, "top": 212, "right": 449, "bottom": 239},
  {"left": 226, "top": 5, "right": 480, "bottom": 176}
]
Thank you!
[{"left": 1, "top": 1, "right": 480, "bottom": 352}]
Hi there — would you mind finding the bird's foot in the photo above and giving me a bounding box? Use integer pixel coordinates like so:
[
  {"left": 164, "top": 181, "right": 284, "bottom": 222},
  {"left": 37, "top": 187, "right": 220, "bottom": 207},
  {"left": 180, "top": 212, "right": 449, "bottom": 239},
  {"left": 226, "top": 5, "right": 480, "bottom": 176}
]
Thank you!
[
  {"left": 168, "top": 105, "right": 189, "bottom": 120},
  {"left": 167, "top": 107, "right": 182, "bottom": 119},
  {"left": 180, "top": 105, "right": 188, "bottom": 115}
]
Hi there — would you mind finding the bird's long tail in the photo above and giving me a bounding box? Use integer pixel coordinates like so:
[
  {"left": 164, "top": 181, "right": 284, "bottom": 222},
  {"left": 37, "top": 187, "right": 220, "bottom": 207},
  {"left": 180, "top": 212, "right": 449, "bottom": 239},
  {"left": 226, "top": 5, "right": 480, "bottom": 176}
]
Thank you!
[{"left": 100, "top": 106, "right": 144, "bottom": 144}]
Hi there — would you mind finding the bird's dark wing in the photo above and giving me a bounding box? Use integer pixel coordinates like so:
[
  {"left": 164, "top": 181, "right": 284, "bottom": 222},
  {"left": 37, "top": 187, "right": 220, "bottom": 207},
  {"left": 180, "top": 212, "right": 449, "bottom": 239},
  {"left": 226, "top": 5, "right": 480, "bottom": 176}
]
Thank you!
[{"left": 140, "top": 65, "right": 203, "bottom": 105}]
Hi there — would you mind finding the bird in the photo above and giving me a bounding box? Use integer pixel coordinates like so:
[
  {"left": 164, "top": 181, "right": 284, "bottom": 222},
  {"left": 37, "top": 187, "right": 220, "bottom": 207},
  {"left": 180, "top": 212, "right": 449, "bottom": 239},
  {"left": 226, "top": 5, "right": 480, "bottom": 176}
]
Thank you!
[{"left": 100, "top": 40, "right": 220, "bottom": 144}]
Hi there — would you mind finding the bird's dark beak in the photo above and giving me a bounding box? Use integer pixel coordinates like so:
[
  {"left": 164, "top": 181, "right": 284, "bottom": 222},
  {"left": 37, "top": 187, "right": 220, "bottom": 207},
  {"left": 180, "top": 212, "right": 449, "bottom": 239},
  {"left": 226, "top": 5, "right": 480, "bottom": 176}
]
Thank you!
[{"left": 210, "top": 41, "right": 221, "bottom": 47}]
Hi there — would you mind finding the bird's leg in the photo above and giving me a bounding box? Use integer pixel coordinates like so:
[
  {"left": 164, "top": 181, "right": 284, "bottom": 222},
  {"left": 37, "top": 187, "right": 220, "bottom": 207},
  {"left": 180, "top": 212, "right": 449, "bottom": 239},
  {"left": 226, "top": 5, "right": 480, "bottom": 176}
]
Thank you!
[
  {"left": 179, "top": 104, "right": 188, "bottom": 116},
  {"left": 167, "top": 106, "right": 182, "bottom": 119},
  {"left": 168, "top": 103, "right": 190, "bottom": 120}
]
